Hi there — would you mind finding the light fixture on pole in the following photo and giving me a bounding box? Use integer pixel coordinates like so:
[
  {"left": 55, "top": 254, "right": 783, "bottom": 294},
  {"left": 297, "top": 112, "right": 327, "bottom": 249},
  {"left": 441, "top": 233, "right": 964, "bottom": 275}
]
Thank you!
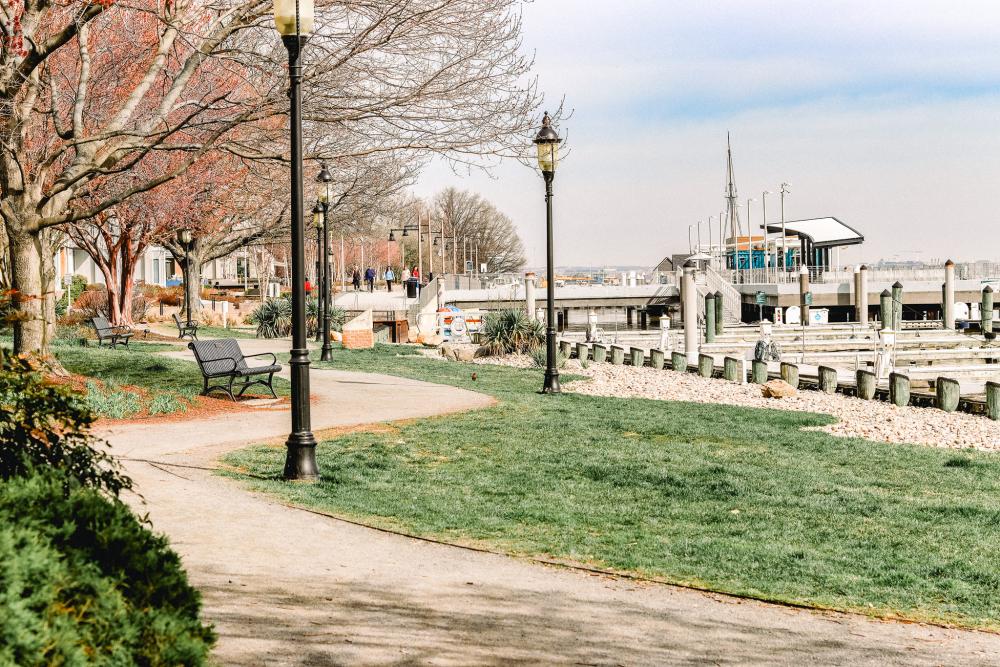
[
  {"left": 534, "top": 111, "right": 561, "bottom": 394},
  {"left": 312, "top": 200, "right": 324, "bottom": 343},
  {"left": 176, "top": 229, "right": 193, "bottom": 323},
  {"left": 779, "top": 182, "right": 791, "bottom": 271},
  {"left": 761, "top": 190, "right": 772, "bottom": 280},
  {"left": 275, "top": 0, "right": 318, "bottom": 480},
  {"left": 316, "top": 163, "right": 334, "bottom": 361}
]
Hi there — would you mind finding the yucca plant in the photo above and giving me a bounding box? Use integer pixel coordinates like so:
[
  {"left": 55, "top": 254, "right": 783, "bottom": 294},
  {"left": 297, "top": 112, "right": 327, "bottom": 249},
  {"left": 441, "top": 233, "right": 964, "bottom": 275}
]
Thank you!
[
  {"left": 479, "top": 308, "right": 544, "bottom": 355},
  {"left": 248, "top": 298, "right": 292, "bottom": 338}
]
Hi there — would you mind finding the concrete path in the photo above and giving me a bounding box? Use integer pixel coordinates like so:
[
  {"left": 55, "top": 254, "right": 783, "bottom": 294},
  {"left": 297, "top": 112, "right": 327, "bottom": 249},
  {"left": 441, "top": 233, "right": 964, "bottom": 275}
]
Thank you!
[{"left": 99, "top": 345, "right": 1000, "bottom": 665}]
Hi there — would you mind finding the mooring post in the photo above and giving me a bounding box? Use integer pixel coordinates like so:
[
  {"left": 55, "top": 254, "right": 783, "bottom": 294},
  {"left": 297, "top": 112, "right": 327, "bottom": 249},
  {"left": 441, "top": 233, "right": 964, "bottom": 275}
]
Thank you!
[
  {"left": 610, "top": 345, "right": 625, "bottom": 365},
  {"left": 592, "top": 343, "right": 608, "bottom": 363},
  {"left": 982, "top": 286, "right": 994, "bottom": 336},
  {"left": 818, "top": 366, "right": 838, "bottom": 393},
  {"left": 944, "top": 259, "right": 956, "bottom": 329},
  {"left": 853, "top": 265, "right": 862, "bottom": 323},
  {"left": 891, "top": 281, "right": 903, "bottom": 331},
  {"left": 698, "top": 353, "right": 714, "bottom": 377},
  {"left": 723, "top": 356, "right": 740, "bottom": 381},
  {"left": 987, "top": 381, "right": 1000, "bottom": 421},
  {"left": 524, "top": 272, "right": 537, "bottom": 321},
  {"left": 671, "top": 351, "right": 687, "bottom": 372},
  {"left": 880, "top": 289, "right": 892, "bottom": 331},
  {"left": 799, "top": 265, "right": 810, "bottom": 326},
  {"left": 751, "top": 360, "right": 768, "bottom": 384},
  {"left": 560, "top": 340, "right": 573, "bottom": 359},
  {"left": 705, "top": 292, "right": 716, "bottom": 344},
  {"left": 576, "top": 342, "right": 590, "bottom": 362},
  {"left": 630, "top": 347, "right": 645, "bottom": 367},
  {"left": 858, "top": 264, "right": 869, "bottom": 324},
  {"left": 682, "top": 264, "right": 698, "bottom": 365},
  {"left": 856, "top": 369, "right": 877, "bottom": 400},
  {"left": 780, "top": 362, "right": 799, "bottom": 388},
  {"left": 714, "top": 291, "right": 725, "bottom": 336},
  {"left": 936, "top": 376, "right": 960, "bottom": 412},
  {"left": 650, "top": 348, "right": 665, "bottom": 370},
  {"left": 889, "top": 372, "right": 910, "bottom": 407}
]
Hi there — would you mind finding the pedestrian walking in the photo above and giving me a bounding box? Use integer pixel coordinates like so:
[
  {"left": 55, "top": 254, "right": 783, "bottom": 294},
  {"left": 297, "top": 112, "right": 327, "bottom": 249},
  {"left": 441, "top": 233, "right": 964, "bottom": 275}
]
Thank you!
[
  {"left": 364, "top": 267, "right": 375, "bottom": 292},
  {"left": 384, "top": 267, "right": 396, "bottom": 292},
  {"left": 401, "top": 267, "right": 411, "bottom": 283},
  {"left": 352, "top": 267, "right": 361, "bottom": 291}
]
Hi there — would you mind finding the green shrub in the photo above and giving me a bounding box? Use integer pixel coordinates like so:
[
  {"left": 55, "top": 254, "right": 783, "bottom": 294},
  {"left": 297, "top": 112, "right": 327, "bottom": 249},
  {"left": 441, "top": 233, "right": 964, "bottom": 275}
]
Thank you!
[
  {"left": 55, "top": 275, "right": 88, "bottom": 317},
  {"left": 70, "top": 285, "right": 150, "bottom": 324},
  {"left": 149, "top": 392, "right": 187, "bottom": 416},
  {"left": 530, "top": 346, "right": 567, "bottom": 369},
  {"left": 0, "top": 351, "right": 129, "bottom": 496},
  {"left": 248, "top": 297, "right": 292, "bottom": 338},
  {"left": 0, "top": 473, "right": 215, "bottom": 665},
  {"left": 84, "top": 379, "right": 143, "bottom": 420},
  {"left": 479, "top": 309, "right": 544, "bottom": 355}
]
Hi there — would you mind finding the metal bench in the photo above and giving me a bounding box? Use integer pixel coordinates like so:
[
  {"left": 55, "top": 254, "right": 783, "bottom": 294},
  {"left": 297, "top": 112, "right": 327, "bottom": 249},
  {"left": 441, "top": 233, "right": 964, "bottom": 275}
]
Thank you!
[
  {"left": 188, "top": 339, "right": 280, "bottom": 401},
  {"left": 172, "top": 313, "right": 199, "bottom": 340},
  {"left": 90, "top": 316, "right": 133, "bottom": 348}
]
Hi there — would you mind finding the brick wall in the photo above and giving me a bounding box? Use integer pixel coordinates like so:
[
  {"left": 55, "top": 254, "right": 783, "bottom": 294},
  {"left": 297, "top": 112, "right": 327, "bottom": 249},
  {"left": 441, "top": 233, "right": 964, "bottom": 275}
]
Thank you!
[{"left": 343, "top": 327, "right": 374, "bottom": 350}]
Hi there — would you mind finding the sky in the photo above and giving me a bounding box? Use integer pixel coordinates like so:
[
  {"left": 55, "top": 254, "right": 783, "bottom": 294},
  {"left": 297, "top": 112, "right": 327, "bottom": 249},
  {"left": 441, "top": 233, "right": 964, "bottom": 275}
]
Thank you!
[{"left": 412, "top": 0, "right": 1000, "bottom": 269}]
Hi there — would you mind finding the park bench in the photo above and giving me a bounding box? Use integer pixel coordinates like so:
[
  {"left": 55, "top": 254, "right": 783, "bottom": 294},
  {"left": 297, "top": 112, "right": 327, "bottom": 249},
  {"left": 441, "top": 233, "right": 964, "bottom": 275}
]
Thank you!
[
  {"left": 172, "top": 313, "right": 199, "bottom": 340},
  {"left": 90, "top": 316, "right": 133, "bottom": 348},
  {"left": 188, "top": 339, "right": 280, "bottom": 401}
]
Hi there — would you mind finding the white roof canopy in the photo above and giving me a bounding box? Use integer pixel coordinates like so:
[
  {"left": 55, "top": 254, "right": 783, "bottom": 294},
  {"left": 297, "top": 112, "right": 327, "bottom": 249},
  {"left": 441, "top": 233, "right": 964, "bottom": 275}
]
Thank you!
[{"left": 764, "top": 217, "right": 863, "bottom": 248}]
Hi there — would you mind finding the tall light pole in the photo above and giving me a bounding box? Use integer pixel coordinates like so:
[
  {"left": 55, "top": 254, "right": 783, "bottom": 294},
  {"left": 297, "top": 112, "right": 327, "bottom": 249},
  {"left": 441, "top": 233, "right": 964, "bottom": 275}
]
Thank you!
[
  {"left": 275, "top": 0, "right": 318, "bottom": 481},
  {"left": 535, "top": 111, "right": 561, "bottom": 394},
  {"left": 746, "top": 198, "right": 756, "bottom": 277},
  {"left": 779, "top": 182, "right": 791, "bottom": 271},
  {"left": 761, "top": 190, "right": 772, "bottom": 280},
  {"left": 312, "top": 201, "right": 324, "bottom": 343},
  {"left": 176, "top": 229, "right": 193, "bottom": 323},
  {"left": 316, "top": 163, "right": 334, "bottom": 361}
]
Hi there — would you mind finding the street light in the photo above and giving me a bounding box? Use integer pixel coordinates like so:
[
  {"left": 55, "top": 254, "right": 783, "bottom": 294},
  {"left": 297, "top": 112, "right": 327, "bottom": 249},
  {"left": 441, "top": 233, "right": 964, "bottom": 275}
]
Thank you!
[
  {"left": 534, "top": 111, "right": 561, "bottom": 394},
  {"left": 176, "top": 229, "right": 193, "bottom": 323},
  {"left": 275, "top": 0, "right": 318, "bottom": 480},
  {"left": 761, "top": 190, "right": 772, "bottom": 280},
  {"left": 316, "top": 163, "right": 334, "bottom": 361},
  {"left": 312, "top": 200, "right": 324, "bottom": 344},
  {"left": 779, "top": 182, "right": 791, "bottom": 271}
]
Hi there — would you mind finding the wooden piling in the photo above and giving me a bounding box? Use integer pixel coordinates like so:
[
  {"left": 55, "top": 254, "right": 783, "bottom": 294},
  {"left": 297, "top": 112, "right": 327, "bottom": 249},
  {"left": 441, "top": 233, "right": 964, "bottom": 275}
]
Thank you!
[
  {"left": 889, "top": 372, "right": 910, "bottom": 407},
  {"left": 630, "top": 347, "right": 645, "bottom": 367},
  {"left": 818, "top": 366, "right": 838, "bottom": 394},
  {"left": 650, "top": 348, "right": 665, "bottom": 370},
  {"left": 986, "top": 381, "right": 1000, "bottom": 420},
  {"left": 856, "top": 369, "right": 877, "bottom": 400},
  {"left": 671, "top": 351, "right": 687, "bottom": 372},
  {"left": 714, "top": 291, "right": 725, "bottom": 336},
  {"left": 751, "top": 360, "right": 768, "bottom": 384},
  {"left": 576, "top": 342, "right": 590, "bottom": 362},
  {"left": 982, "top": 286, "right": 994, "bottom": 336},
  {"left": 891, "top": 281, "right": 903, "bottom": 331},
  {"left": 723, "top": 356, "right": 740, "bottom": 381},
  {"left": 705, "top": 293, "right": 716, "bottom": 344},
  {"left": 592, "top": 344, "right": 608, "bottom": 363},
  {"left": 559, "top": 340, "right": 573, "bottom": 358},
  {"left": 936, "top": 377, "right": 960, "bottom": 412},
  {"left": 780, "top": 362, "right": 799, "bottom": 388},
  {"left": 698, "top": 354, "right": 714, "bottom": 377},
  {"left": 610, "top": 345, "right": 625, "bottom": 365},
  {"left": 879, "top": 290, "right": 892, "bottom": 331}
]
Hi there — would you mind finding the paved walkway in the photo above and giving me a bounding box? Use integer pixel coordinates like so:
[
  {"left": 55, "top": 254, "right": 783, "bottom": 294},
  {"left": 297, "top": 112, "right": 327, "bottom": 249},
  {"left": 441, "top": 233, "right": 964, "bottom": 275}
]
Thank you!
[{"left": 99, "top": 344, "right": 1000, "bottom": 665}]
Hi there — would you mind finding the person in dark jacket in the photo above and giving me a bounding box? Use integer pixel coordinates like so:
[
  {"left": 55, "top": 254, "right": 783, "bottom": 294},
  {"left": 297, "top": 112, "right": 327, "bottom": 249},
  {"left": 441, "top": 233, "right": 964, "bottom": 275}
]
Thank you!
[
  {"left": 352, "top": 267, "right": 362, "bottom": 291},
  {"left": 364, "top": 267, "right": 376, "bottom": 292}
]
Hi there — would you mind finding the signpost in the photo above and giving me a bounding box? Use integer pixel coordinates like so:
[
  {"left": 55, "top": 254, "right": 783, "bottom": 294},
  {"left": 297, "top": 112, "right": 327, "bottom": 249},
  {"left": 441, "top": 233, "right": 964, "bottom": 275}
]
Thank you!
[{"left": 755, "top": 290, "right": 766, "bottom": 322}]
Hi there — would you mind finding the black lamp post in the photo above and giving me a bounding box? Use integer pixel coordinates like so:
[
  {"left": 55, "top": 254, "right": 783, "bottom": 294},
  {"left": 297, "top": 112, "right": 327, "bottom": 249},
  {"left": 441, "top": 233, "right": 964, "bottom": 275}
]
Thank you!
[
  {"left": 275, "top": 0, "right": 318, "bottom": 480},
  {"left": 535, "top": 112, "right": 561, "bottom": 394},
  {"left": 176, "top": 229, "right": 193, "bottom": 323},
  {"left": 312, "top": 200, "right": 324, "bottom": 343},
  {"left": 316, "top": 163, "right": 334, "bottom": 361}
]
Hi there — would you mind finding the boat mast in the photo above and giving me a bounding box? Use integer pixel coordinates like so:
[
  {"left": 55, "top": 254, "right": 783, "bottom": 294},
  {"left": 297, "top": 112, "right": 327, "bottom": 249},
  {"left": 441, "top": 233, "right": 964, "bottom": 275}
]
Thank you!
[{"left": 724, "top": 132, "right": 742, "bottom": 263}]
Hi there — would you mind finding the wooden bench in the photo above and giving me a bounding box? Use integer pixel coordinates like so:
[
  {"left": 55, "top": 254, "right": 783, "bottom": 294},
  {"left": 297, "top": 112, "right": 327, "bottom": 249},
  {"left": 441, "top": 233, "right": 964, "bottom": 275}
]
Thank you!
[
  {"left": 188, "top": 339, "right": 280, "bottom": 401},
  {"left": 172, "top": 313, "right": 199, "bottom": 340},
  {"left": 90, "top": 316, "right": 133, "bottom": 348}
]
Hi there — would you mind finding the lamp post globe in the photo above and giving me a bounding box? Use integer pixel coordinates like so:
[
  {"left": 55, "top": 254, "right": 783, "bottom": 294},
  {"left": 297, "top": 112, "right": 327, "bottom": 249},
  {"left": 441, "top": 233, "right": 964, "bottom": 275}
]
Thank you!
[
  {"left": 534, "top": 111, "right": 561, "bottom": 394},
  {"left": 275, "top": 0, "right": 318, "bottom": 481}
]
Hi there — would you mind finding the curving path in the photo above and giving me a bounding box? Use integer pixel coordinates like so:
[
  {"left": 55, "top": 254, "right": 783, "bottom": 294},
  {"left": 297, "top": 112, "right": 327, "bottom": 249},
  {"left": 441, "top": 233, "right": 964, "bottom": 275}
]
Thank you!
[{"left": 99, "top": 341, "right": 1000, "bottom": 666}]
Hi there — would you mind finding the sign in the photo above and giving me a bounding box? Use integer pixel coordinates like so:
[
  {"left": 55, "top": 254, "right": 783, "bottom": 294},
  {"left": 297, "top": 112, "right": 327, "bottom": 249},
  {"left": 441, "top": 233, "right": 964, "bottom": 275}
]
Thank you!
[
  {"left": 465, "top": 260, "right": 473, "bottom": 272},
  {"left": 755, "top": 291, "right": 767, "bottom": 305},
  {"left": 803, "top": 291, "right": 813, "bottom": 306}
]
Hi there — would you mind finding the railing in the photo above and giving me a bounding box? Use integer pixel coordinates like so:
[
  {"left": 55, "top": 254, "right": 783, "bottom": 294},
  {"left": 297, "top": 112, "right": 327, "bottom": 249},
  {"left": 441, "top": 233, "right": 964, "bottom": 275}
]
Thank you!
[{"left": 702, "top": 266, "right": 743, "bottom": 322}]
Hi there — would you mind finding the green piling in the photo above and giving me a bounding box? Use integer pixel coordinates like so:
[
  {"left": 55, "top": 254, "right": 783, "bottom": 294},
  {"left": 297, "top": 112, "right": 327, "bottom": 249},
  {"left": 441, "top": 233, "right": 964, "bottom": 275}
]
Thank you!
[
  {"left": 986, "top": 381, "right": 1000, "bottom": 420},
  {"left": 818, "top": 366, "right": 838, "bottom": 393},
  {"left": 715, "top": 291, "right": 725, "bottom": 336},
  {"left": 630, "top": 347, "right": 645, "bottom": 367},
  {"left": 936, "top": 377, "right": 960, "bottom": 412},
  {"left": 723, "top": 356, "right": 740, "bottom": 381},
  {"left": 610, "top": 345, "right": 625, "bottom": 365},
  {"left": 751, "top": 360, "right": 768, "bottom": 384},
  {"left": 576, "top": 342, "right": 590, "bottom": 361},
  {"left": 780, "top": 362, "right": 799, "bottom": 388},
  {"left": 671, "top": 351, "right": 687, "bottom": 371},
  {"left": 592, "top": 344, "right": 607, "bottom": 363},
  {"left": 705, "top": 293, "right": 716, "bottom": 343},
  {"left": 891, "top": 281, "right": 903, "bottom": 331},
  {"left": 650, "top": 348, "right": 665, "bottom": 370},
  {"left": 559, "top": 340, "right": 573, "bottom": 358},
  {"left": 879, "top": 289, "right": 892, "bottom": 330},
  {"left": 889, "top": 372, "right": 910, "bottom": 407},
  {"left": 698, "top": 354, "right": 714, "bottom": 377},
  {"left": 982, "top": 286, "right": 994, "bottom": 336},
  {"left": 856, "top": 369, "right": 877, "bottom": 400}
]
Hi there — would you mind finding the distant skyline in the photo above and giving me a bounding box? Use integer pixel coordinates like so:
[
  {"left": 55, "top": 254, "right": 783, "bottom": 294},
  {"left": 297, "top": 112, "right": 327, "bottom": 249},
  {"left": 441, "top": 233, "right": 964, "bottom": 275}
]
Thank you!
[{"left": 413, "top": 1, "right": 1000, "bottom": 269}]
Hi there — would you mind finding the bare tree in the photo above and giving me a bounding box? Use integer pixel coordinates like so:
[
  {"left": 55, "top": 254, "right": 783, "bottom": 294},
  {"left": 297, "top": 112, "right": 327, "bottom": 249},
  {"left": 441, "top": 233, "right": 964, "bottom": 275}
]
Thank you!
[{"left": 433, "top": 187, "right": 525, "bottom": 273}]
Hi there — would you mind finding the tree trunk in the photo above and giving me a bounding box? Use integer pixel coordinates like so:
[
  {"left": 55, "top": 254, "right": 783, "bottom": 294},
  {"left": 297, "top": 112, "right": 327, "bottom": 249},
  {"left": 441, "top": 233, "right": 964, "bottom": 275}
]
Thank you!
[
  {"left": 183, "top": 249, "right": 204, "bottom": 320},
  {"left": 39, "top": 233, "right": 59, "bottom": 344},
  {"left": 10, "top": 230, "right": 47, "bottom": 356}
]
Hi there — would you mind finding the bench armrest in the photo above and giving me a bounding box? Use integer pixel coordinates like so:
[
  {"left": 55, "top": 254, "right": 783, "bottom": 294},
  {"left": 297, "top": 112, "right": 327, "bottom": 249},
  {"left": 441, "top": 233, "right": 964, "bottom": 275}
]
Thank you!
[
  {"left": 244, "top": 352, "right": 278, "bottom": 366},
  {"left": 110, "top": 325, "right": 133, "bottom": 335},
  {"left": 194, "top": 356, "right": 238, "bottom": 373}
]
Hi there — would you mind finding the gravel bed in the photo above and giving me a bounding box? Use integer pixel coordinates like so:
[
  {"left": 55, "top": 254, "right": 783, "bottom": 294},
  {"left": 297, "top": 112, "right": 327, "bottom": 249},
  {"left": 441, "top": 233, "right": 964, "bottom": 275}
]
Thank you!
[{"left": 558, "top": 363, "right": 1000, "bottom": 452}]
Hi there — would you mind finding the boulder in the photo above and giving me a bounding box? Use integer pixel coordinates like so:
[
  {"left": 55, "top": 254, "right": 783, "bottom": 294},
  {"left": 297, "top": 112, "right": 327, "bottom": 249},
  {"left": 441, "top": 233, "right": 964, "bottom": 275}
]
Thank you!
[
  {"left": 762, "top": 379, "right": 797, "bottom": 399},
  {"left": 330, "top": 331, "right": 343, "bottom": 342},
  {"left": 441, "top": 343, "right": 475, "bottom": 362},
  {"left": 421, "top": 334, "right": 444, "bottom": 347}
]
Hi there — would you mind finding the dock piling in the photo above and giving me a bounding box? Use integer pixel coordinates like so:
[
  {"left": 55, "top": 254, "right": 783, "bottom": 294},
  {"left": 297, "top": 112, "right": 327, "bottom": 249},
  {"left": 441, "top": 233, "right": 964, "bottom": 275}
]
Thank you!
[
  {"left": 780, "top": 362, "right": 799, "bottom": 388},
  {"left": 723, "top": 356, "right": 740, "bottom": 381},
  {"left": 592, "top": 343, "right": 608, "bottom": 363},
  {"left": 751, "top": 360, "right": 768, "bottom": 384},
  {"left": 944, "top": 259, "right": 956, "bottom": 329},
  {"left": 650, "top": 348, "right": 665, "bottom": 370},
  {"left": 610, "top": 345, "right": 625, "bottom": 365},
  {"left": 879, "top": 290, "right": 892, "bottom": 331},
  {"left": 705, "top": 293, "right": 716, "bottom": 344},
  {"left": 856, "top": 369, "right": 877, "bottom": 400},
  {"left": 714, "top": 291, "right": 725, "bottom": 336},
  {"left": 576, "top": 342, "right": 590, "bottom": 362},
  {"left": 630, "top": 347, "right": 645, "bottom": 367},
  {"left": 982, "top": 286, "right": 994, "bottom": 336},
  {"left": 698, "top": 354, "right": 714, "bottom": 377},
  {"left": 889, "top": 372, "right": 910, "bottom": 407},
  {"left": 818, "top": 366, "right": 838, "bottom": 393},
  {"left": 936, "top": 377, "right": 960, "bottom": 412},
  {"left": 671, "top": 351, "right": 687, "bottom": 372},
  {"left": 891, "top": 281, "right": 903, "bottom": 331},
  {"left": 987, "top": 381, "right": 1000, "bottom": 420}
]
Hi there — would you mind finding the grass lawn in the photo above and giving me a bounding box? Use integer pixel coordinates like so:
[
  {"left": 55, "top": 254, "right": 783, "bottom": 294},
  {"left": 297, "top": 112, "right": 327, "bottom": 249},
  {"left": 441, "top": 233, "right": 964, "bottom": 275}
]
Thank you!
[
  {"left": 220, "top": 345, "right": 1000, "bottom": 630},
  {"left": 195, "top": 325, "right": 259, "bottom": 339}
]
